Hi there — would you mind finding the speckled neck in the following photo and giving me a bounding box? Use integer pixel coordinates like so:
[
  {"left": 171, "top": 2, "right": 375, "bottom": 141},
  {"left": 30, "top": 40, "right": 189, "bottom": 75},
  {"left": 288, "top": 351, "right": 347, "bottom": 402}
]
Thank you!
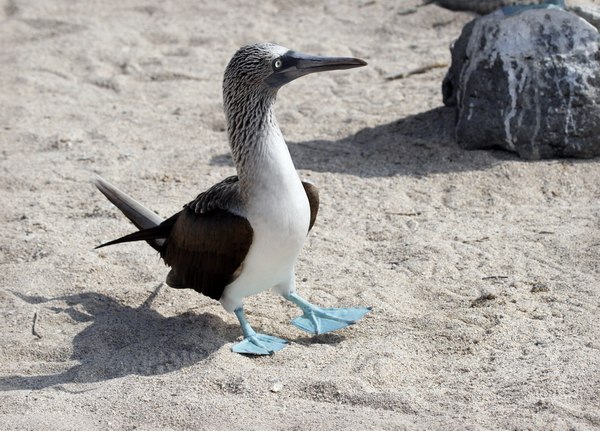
[{"left": 223, "top": 83, "right": 290, "bottom": 196}]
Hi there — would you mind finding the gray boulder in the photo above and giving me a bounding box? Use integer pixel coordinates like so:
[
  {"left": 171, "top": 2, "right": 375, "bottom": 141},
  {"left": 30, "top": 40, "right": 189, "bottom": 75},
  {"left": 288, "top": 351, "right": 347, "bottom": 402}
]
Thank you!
[
  {"left": 429, "top": 0, "right": 599, "bottom": 24},
  {"left": 443, "top": 6, "right": 600, "bottom": 159}
]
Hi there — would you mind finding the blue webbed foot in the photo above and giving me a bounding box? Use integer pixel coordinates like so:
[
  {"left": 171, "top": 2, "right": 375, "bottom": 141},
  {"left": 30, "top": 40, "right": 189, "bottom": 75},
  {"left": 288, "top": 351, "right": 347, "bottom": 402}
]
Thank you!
[
  {"left": 291, "top": 306, "right": 372, "bottom": 335},
  {"left": 232, "top": 307, "right": 288, "bottom": 355},
  {"left": 285, "top": 293, "right": 372, "bottom": 335},
  {"left": 232, "top": 334, "right": 288, "bottom": 355}
]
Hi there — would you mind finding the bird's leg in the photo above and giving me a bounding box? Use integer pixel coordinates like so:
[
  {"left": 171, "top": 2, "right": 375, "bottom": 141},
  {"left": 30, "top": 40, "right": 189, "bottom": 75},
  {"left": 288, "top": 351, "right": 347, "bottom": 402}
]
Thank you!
[
  {"left": 231, "top": 307, "right": 288, "bottom": 355},
  {"left": 284, "top": 292, "right": 371, "bottom": 335}
]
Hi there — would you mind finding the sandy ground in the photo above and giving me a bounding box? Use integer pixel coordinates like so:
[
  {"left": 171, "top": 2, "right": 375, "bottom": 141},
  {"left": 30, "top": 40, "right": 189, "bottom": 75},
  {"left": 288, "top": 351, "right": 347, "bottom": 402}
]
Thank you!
[{"left": 1, "top": 0, "right": 599, "bottom": 429}]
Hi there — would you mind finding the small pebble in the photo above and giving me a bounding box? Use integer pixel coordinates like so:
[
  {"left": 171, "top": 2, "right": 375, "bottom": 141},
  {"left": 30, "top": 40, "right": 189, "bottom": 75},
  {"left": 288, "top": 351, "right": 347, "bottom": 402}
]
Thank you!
[{"left": 270, "top": 382, "right": 283, "bottom": 393}]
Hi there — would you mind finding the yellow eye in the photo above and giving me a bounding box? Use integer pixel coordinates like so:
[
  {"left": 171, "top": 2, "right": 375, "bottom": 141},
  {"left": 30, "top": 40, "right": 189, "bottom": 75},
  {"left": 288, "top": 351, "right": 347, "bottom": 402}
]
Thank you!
[{"left": 274, "top": 59, "right": 283, "bottom": 69}]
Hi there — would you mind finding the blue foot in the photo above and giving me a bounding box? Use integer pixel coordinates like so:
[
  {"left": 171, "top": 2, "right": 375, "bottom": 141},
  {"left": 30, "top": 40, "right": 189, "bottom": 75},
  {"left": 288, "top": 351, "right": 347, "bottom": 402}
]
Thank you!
[
  {"left": 231, "top": 333, "right": 288, "bottom": 355},
  {"left": 285, "top": 293, "right": 372, "bottom": 335},
  {"left": 232, "top": 307, "right": 288, "bottom": 355}
]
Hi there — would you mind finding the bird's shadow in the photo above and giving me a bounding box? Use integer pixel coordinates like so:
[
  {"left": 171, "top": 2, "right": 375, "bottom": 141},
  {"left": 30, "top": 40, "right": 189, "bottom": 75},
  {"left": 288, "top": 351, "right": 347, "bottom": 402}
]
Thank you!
[
  {"left": 293, "top": 333, "right": 347, "bottom": 346},
  {"left": 1, "top": 286, "right": 238, "bottom": 391},
  {"left": 210, "top": 107, "right": 518, "bottom": 177}
]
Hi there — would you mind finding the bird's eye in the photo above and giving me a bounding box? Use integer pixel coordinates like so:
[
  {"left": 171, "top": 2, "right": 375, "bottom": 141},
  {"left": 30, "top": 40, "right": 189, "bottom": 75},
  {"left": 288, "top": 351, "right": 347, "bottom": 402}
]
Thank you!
[{"left": 273, "top": 59, "right": 283, "bottom": 70}]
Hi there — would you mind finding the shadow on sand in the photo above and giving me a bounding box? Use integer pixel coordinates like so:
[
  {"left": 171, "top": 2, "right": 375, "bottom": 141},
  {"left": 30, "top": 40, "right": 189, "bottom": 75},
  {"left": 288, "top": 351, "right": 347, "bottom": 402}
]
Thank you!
[
  {"left": 210, "top": 107, "right": 517, "bottom": 177},
  {"left": 1, "top": 286, "right": 238, "bottom": 391}
]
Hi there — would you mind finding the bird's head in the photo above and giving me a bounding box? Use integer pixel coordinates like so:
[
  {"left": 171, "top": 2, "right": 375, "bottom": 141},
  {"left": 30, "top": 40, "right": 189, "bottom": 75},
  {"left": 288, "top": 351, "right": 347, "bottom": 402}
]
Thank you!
[{"left": 223, "top": 43, "right": 367, "bottom": 99}]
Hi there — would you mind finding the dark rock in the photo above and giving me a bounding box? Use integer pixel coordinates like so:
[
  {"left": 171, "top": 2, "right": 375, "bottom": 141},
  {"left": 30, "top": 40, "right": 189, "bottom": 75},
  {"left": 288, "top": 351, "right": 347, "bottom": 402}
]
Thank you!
[
  {"left": 429, "top": 0, "right": 546, "bottom": 15},
  {"left": 443, "top": 6, "right": 600, "bottom": 159},
  {"left": 569, "top": 5, "right": 600, "bottom": 32}
]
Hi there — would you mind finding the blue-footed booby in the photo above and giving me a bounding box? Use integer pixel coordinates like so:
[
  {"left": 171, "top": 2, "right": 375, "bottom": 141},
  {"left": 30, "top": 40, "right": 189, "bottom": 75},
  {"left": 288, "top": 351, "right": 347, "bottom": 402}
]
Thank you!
[{"left": 95, "top": 43, "right": 370, "bottom": 355}]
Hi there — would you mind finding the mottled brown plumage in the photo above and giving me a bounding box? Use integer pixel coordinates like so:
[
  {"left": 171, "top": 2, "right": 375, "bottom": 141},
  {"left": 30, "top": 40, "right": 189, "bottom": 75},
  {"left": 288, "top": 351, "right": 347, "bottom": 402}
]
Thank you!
[
  {"left": 97, "top": 176, "right": 319, "bottom": 301},
  {"left": 162, "top": 208, "right": 253, "bottom": 300}
]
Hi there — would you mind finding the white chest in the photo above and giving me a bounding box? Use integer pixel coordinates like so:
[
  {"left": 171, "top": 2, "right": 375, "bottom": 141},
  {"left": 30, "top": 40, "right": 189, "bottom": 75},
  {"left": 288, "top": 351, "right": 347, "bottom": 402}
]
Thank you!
[
  {"left": 220, "top": 129, "right": 311, "bottom": 311},
  {"left": 245, "top": 137, "right": 310, "bottom": 258},
  {"left": 244, "top": 129, "right": 310, "bottom": 240}
]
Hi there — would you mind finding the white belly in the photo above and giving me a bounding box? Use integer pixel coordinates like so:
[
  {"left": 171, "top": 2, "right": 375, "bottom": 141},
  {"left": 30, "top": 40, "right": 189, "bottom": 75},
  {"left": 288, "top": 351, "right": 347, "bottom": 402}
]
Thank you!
[
  {"left": 219, "top": 117, "right": 313, "bottom": 312},
  {"left": 219, "top": 128, "right": 311, "bottom": 312},
  {"left": 220, "top": 182, "right": 310, "bottom": 312}
]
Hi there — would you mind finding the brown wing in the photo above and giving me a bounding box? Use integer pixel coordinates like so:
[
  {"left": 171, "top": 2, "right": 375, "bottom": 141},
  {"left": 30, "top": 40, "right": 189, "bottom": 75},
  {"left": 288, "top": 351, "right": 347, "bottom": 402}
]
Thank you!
[
  {"left": 188, "top": 175, "right": 240, "bottom": 214},
  {"left": 302, "top": 181, "right": 319, "bottom": 232},
  {"left": 161, "top": 207, "right": 253, "bottom": 301}
]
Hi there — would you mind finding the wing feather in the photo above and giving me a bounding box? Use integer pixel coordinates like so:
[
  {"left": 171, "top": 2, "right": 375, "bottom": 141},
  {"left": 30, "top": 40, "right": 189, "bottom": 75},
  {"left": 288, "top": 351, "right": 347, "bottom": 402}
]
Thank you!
[
  {"left": 162, "top": 207, "right": 253, "bottom": 300},
  {"left": 160, "top": 178, "right": 252, "bottom": 300},
  {"left": 302, "top": 181, "right": 319, "bottom": 232}
]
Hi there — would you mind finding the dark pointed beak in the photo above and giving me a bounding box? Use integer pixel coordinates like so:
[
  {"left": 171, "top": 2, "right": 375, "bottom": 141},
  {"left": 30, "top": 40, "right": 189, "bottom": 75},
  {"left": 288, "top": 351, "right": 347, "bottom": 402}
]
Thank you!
[{"left": 265, "top": 51, "right": 367, "bottom": 87}]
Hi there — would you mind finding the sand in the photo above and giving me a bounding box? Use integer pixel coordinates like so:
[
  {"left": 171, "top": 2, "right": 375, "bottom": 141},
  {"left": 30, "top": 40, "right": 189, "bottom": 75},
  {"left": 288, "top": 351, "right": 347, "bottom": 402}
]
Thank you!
[{"left": 1, "top": 0, "right": 599, "bottom": 429}]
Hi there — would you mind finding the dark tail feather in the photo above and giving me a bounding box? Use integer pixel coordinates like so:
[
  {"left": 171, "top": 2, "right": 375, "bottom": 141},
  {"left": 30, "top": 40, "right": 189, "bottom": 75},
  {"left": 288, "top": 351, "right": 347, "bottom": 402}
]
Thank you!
[
  {"left": 94, "top": 176, "right": 171, "bottom": 251},
  {"left": 95, "top": 222, "right": 174, "bottom": 250},
  {"left": 94, "top": 176, "right": 164, "bottom": 230}
]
